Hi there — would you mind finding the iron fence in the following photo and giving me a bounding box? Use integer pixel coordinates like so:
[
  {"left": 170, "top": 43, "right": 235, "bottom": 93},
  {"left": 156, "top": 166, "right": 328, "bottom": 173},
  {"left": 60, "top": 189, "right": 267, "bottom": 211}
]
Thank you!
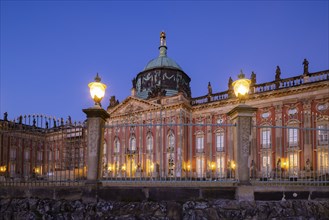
[
  {"left": 252, "top": 113, "right": 329, "bottom": 186},
  {"left": 0, "top": 111, "right": 328, "bottom": 187},
  {"left": 0, "top": 115, "right": 87, "bottom": 186},
  {"left": 102, "top": 109, "right": 238, "bottom": 185}
]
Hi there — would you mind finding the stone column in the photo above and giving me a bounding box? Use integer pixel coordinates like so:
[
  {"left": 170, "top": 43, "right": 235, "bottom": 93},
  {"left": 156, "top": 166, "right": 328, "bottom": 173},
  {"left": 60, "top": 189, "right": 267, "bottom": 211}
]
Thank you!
[
  {"left": 227, "top": 104, "right": 257, "bottom": 185},
  {"left": 83, "top": 106, "right": 110, "bottom": 182}
]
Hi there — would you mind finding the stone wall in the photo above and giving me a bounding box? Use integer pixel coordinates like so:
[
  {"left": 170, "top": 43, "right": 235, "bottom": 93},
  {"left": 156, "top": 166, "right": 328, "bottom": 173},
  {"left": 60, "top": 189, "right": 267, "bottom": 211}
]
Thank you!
[
  {"left": 1, "top": 186, "right": 329, "bottom": 219},
  {"left": 1, "top": 198, "right": 329, "bottom": 220}
]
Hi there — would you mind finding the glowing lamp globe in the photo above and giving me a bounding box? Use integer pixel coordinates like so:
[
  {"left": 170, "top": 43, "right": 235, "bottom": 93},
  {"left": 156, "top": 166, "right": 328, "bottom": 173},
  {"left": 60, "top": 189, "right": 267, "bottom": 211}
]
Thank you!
[
  {"left": 232, "top": 72, "right": 251, "bottom": 99},
  {"left": 88, "top": 73, "right": 107, "bottom": 106}
]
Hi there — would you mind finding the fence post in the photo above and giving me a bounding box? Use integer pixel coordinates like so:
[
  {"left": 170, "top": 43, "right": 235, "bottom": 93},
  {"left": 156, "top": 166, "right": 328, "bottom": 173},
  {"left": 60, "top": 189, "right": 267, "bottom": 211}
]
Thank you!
[
  {"left": 83, "top": 107, "right": 109, "bottom": 182},
  {"left": 227, "top": 104, "right": 257, "bottom": 185}
]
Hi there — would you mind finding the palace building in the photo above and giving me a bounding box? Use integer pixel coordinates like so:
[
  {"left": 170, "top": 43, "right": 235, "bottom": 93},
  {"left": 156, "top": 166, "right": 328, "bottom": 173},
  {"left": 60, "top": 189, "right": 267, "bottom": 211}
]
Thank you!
[{"left": 0, "top": 32, "right": 328, "bottom": 181}]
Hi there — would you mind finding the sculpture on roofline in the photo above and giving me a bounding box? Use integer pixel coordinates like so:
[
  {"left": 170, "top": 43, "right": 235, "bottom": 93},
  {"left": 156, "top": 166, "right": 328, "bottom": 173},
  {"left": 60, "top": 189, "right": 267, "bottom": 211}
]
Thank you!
[{"left": 303, "top": 58, "right": 309, "bottom": 75}]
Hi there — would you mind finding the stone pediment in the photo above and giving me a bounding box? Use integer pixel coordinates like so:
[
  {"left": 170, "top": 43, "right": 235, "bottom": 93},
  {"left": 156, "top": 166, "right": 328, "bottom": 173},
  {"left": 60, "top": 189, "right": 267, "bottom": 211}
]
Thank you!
[{"left": 108, "top": 96, "right": 161, "bottom": 117}]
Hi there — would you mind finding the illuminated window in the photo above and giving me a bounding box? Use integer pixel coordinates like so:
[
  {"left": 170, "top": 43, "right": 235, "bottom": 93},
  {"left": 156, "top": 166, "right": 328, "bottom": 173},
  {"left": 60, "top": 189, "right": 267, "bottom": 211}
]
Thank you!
[
  {"left": 196, "top": 157, "right": 205, "bottom": 178},
  {"left": 318, "top": 153, "right": 329, "bottom": 171},
  {"left": 262, "top": 155, "right": 270, "bottom": 168},
  {"left": 216, "top": 155, "right": 225, "bottom": 177},
  {"left": 289, "top": 153, "right": 298, "bottom": 167}
]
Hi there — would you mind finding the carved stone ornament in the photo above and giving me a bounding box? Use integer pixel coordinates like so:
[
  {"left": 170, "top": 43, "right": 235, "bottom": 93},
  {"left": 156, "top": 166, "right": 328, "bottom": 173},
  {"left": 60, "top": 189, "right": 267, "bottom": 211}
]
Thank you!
[
  {"left": 288, "top": 108, "right": 298, "bottom": 115},
  {"left": 89, "top": 118, "right": 100, "bottom": 156},
  {"left": 261, "top": 111, "right": 270, "bottom": 119},
  {"left": 317, "top": 103, "right": 328, "bottom": 111},
  {"left": 240, "top": 117, "right": 251, "bottom": 155}
]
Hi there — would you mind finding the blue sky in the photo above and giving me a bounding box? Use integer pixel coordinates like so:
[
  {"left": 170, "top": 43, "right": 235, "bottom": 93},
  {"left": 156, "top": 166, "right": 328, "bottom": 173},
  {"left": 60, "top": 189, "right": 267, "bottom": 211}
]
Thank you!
[{"left": 1, "top": 1, "right": 328, "bottom": 122}]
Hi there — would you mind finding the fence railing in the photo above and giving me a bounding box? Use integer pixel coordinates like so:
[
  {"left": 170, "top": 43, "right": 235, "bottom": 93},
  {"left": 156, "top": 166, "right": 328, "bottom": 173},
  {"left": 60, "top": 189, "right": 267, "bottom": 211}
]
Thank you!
[
  {"left": 0, "top": 112, "right": 328, "bottom": 187},
  {"left": 0, "top": 115, "right": 87, "bottom": 186},
  {"left": 252, "top": 123, "right": 329, "bottom": 186}
]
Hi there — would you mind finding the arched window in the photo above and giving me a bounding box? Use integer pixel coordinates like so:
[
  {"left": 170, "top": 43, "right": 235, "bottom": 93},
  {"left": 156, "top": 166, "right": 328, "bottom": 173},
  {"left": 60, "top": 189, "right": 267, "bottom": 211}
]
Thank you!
[
  {"left": 195, "top": 131, "right": 204, "bottom": 153},
  {"left": 146, "top": 133, "right": 153, "bottom": 152},
  {"left": 114, "top": 138, "right": 120, "bottom": 153},
  {"left": 286, "top": 120, "right": 300, "bottom": 174},
  {"left": 215, "top": 130, "right": 224, "bottom": 152},
  {"left": 130, "top": 135, "right": 136, "bottom": 151},
  {"left": 168, "top": 131, "right": 175, "bottom": 151},
  {"left": 261, "top": 127, "right": 271, "bottom": 149},
  {"left": 103, "top": 141, "right": 107, "bottom": 155}
]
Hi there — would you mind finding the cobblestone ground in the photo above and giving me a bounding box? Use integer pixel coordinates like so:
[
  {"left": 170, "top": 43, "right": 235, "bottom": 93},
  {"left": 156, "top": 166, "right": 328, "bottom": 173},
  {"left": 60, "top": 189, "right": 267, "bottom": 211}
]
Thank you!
[{"left": 1, "top": 198, "right": 329, "bottom": 220}]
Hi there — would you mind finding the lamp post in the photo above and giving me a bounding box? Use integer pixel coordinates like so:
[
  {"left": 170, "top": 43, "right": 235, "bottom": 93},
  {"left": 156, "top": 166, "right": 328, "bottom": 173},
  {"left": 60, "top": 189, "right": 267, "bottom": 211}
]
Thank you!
[
  {"left": 88, "top": 73, "right": 107, "bottom": 107},
  {"left": 232, "top": 71, "right": 251, "bottom": 102},
  {"left": 227, "top": 71, "right": 257, "bottom": 187},
  {"left": 83, "top": 73, "right": 110, "bottom": 182}
]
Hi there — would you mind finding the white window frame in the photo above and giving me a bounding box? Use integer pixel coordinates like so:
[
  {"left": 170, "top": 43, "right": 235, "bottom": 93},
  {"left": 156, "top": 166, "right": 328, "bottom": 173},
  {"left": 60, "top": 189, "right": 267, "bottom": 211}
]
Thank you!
[
  {"left": 261, "top": 128, "right": 271, "bottom": 148},
  {"left": 318, "top": 124, "right": 328, "bottom": 144},
  {"left": 216, "top": 131, "right": 224, "bottom": 152},
  {"left": 196, "top": 133, "right": 204, "bottom": 153},
  {"left": 288, "top": 127, "right": 298, "bottom": 146},
  {"left": 147, "top": 133, "right": 153, "bottom": 152},
  {"left": 114, "top": 138, "right": 120, "bottom": 153},
  {"left": 129, "top": 136, "right": 136, "bottom": 151},
  {"left": 196, "top": 156, "right": 205, "bottom": 178},
  {"left": 216, "top": 155, "right": 225, "bottom": 177}
]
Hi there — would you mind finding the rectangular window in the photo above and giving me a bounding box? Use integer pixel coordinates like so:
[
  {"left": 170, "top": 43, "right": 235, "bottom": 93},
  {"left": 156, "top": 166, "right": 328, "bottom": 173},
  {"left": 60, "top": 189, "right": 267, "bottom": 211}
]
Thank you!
[
  {"left": 216, "top": 133, "right": 224, "bottom": 151},
  {"left": 288, "top": 128, "right": 298, "bottom": 146},
  {"left": 114, "top": 141, "right": 120, "bottom": 153},
  {"left": 10, "top": 163, "right": 15, "bottom": 175},
  {"left": 289, "top": 153, "right": 298, "bottom": 167},
  {"left": 216, "top": 155, "right": 225, "bottom": 177},
  {"left": 48, "top": 151, "right": 53, "bottom": 161},
  {"left": 37, "top": 151, "right": 43, "bottom": 161},
  {"left": 147, "top": 136, "right": 153, "bottom": 151},
  {"left": 196, "top": 157, "right": 205, "bottom": 178},
  {"left": 318, "top": 125, "right": 328, "bottom": 144},
  {"left": 10, "top": 149, "right": 16, "bottom": 159},
  {"left": 55, "top": 149, "right": 60, "bottom": 160},
  {"left": 262, "top": 155, "right": 270, "bottom": 168},
  {"left": 261, "top": 129, "right": 271, "bottom": 148},
  {"left": 196, "top": 136, "right": 204, "bottom": 152},
  {"left": 24, "top": 150, "right": 30, "bottom": 160},
  {"left": 317, "top": 152, "right": 329, "bottom": 172}
]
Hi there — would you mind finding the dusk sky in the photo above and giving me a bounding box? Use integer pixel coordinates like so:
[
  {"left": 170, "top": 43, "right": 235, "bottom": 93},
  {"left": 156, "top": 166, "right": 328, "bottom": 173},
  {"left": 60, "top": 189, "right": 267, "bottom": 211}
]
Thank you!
[{"left": 1, "top": 1, "right": 328, "bottom": 122}]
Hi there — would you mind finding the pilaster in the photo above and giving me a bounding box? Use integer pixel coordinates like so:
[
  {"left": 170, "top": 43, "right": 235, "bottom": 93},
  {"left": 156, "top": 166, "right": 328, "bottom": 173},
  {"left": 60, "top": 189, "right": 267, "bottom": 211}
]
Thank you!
[
  {"left": 227, "top": 104, "right": 257, "bottom": 185},
  {"left": 83, "top": 106, "right": 110, "bottom": 182}
]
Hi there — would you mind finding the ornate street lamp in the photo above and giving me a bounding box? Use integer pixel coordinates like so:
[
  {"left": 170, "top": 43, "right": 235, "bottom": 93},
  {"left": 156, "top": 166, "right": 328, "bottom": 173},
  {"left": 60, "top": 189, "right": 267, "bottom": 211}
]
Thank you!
[
  {"left": 83, "top": 73, "right": 109, "bottom": 182},
  {"left": 88, "top": 73, "right": 107, "bottom": 107},
  {"left": 232, "top": 71, "right": 251, "bottom": 102},
  {"left": 228, "top": 71, "right": 257, "bottom": 185}
]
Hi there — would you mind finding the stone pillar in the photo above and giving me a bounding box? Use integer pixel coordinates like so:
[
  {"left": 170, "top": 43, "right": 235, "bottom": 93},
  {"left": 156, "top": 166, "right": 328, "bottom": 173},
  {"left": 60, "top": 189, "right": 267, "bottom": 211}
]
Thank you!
[
  {"left": 83, "top": 106, "right": 110, "bottom": 182},
  {"left": 227, "top": 104, "right": 257, "bottom": 185}
]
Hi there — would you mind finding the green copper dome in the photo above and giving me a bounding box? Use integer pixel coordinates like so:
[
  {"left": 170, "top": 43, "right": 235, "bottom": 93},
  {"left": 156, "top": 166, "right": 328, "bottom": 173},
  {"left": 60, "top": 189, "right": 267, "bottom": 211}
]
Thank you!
[
  {"left": 134, "top": 32, "right": 191, "bottom": 100},
  {"left": 144, "top": 56, "right": 182, "bottom": 71},
  {"left": 143, "top": 32, "right": 183, "bottom": 71}
]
